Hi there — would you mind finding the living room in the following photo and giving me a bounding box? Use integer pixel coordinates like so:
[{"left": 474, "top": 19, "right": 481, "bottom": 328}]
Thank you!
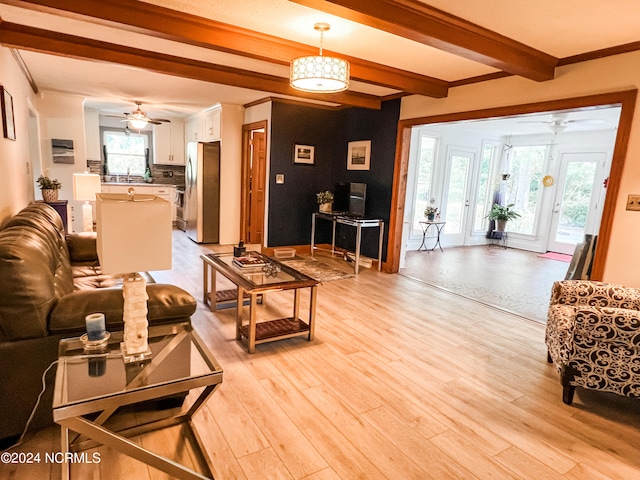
[{"left": 2, "top": 2, "right": 640, "bottom": 479}]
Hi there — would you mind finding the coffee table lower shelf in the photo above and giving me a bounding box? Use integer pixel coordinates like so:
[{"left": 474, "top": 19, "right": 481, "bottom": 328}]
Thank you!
[{"left": 238, "top": 317, "right": 310, "bottom": 345}]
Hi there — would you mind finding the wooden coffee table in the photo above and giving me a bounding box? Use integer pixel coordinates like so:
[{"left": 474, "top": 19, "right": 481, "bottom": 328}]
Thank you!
[{"left": 201, "top": 252, "right": 319, "bottom": 353}]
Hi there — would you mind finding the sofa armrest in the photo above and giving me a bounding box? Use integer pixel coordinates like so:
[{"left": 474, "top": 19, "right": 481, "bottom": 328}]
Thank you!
[
  {"left": 550, "top": 280, "right": 640, "bottom": 310},
  {"left": 49, "top": 284, "right": 197, "bottom": 335},
  {"left": 573, "top": 306, "right": 640, "bottom": 345},
  {"left": 65, "top": 232, "right": 99, "bottom": 264}
]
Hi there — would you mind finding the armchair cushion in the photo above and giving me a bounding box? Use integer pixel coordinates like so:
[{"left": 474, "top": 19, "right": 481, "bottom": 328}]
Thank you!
[{"left": 546, "top": 280, "right": 640, "bottom": 404}]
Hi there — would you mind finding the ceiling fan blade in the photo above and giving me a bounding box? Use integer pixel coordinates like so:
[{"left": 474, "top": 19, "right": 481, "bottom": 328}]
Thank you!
[{"left": 149, "top": 118, "right": 171, "bottom": 123}]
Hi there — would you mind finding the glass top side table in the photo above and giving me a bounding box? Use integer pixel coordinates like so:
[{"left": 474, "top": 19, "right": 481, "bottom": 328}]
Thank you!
[{"left": 53, "top": 322, "right": 223, "bottom": 480}]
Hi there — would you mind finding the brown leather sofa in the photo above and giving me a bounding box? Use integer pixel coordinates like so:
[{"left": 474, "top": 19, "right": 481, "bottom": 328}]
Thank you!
[{"left": 0, "top": 203, "right": 196, "bottom": 443}]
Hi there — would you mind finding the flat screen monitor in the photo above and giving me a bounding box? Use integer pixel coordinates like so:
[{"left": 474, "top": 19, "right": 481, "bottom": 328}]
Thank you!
[{"left": 334, "top": 182, "right": 366, "bottom": 217}]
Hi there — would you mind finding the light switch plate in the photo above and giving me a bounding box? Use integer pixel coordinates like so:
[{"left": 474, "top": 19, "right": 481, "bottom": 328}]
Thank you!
[
  {"left": 626, "top": 194, "right": 640, "bottom": 211},
  {"left": 275, "top": 174, "right": 285, "bottom": 184}
]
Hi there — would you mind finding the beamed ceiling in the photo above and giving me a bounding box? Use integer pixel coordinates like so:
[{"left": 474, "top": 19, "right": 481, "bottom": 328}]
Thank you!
[{"left": 0, "top": 0, "right": 639, "bottom": 116}]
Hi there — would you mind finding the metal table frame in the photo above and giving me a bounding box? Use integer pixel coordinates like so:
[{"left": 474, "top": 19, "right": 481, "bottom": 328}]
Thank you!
[
  {"left": 53, "top": 322, "right": 223, "bottom": 480},
  {"left": 201, "top": 252, "right": 319, "bottom": 353},
  {"left": 418, "top": 221, "right": 446, "bottom": 252},
  {"left": 311, "top": 212, "right": 384, "bottom": 274}
]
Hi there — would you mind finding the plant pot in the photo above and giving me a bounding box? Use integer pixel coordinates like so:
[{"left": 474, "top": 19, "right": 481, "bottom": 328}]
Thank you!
[
  {"left": 427, "top": 214, "right": 435, "bottom": 221},
  {"left": 496, "top": 219, "right": 507, "bottom": 232},
  {"left": 42, "top": 189, "right": 59, "bottom": 203},
  {"left": 319, "top": 202, "right": 332, "bottom": 213}
]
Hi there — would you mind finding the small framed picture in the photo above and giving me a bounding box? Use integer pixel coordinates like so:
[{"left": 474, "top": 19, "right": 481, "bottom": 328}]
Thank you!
[
  {"left": 293, "top": 144, "right": 315, "bottom": 165},
  {"left": 1, "top": 86, "right": 16, "bottom": 140},
  {"left": 347, "top": 140, "right": 371, "bottom": 170}
]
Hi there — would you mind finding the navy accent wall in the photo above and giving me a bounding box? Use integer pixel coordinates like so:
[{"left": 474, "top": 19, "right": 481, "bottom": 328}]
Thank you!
[{"left": 268, "top": 99, "right": 400, "bottom": 261}]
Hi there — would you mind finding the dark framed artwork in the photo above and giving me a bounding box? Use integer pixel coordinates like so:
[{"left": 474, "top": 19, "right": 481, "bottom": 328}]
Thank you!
[
  {"left": 293, "top": 144, "right": 315, "bottom": 165},
  {"left": 52, "top": 139, "right": 75, "bottom": 164},
  {"left": 1, "top": 86, "right": 16, "bottom": 140},
  {"left": 347, "top": 140, "right": 371, "bottom": 170}
]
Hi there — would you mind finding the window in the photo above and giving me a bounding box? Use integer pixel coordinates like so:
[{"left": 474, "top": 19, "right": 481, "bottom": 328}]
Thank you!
[
  {"left": 504, "top": 145, "right": 547, "bottom": 235},
  {"left": 103, "top": 130, "right": 149, "bottom": 176},
  {"left": 412, "top": 135, "right": 437, "bottom": 236},
  {"left": 472, "top": 143, "right": 498, "bottom": 232}
]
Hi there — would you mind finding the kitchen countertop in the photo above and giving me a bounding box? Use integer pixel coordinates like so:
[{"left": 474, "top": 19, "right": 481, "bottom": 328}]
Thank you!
[{"left": 102, "top": 182, "right": 181, "bottom": 187}]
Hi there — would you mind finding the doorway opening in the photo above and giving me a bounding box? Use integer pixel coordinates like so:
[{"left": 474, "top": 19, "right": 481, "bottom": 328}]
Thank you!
[
  {"left": 241, "top": 120, "right": 267, "bottom": 245},
  {"left": 392, "top": 93, "right": 634, "bottom": 321}
]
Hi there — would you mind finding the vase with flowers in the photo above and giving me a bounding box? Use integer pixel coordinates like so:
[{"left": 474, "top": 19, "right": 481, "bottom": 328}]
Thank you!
[
  {"left": 316, "top": 190, "right": 334, "bottom": 213},
  {"left": 37, "top": 174, "right": 62, "bottom": 203},
  {"left": 424, "top": 205, "right": 439, "bottom": 221}
]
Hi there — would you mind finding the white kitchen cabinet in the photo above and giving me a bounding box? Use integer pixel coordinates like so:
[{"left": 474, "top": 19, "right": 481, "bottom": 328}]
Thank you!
[
  {"left": 185, "top": 116, "right": 202, "bottom": 142},
  {"left": 153, "top": 120, "right": 185, "bottom": 165},
  {"left": 202, "top": 108, "right": 221, "bottom": 142}
]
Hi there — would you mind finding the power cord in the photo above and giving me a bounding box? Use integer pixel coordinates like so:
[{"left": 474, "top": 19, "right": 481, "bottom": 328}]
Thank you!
[
  {"left": 1, "top": 352, "right": 120, "bottom": 453},
  {"left": 1, "top": 359, "right": 58, "bottom": 453}
]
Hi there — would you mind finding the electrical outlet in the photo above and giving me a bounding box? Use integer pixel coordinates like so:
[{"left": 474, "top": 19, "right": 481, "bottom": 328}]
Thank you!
[{"left": 626, "top": 194, "right": 640, "bottom": 211}]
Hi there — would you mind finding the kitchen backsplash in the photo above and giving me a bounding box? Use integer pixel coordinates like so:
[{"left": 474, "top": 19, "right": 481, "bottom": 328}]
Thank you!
[{"left": 86, "top": 160, "right": 185, "bottom": 186}]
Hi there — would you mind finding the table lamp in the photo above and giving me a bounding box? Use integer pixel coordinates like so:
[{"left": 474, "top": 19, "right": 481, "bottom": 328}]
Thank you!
[
  {"left": 73, "top": 172, "right": 101, "bottom": 232},
  {"left": 96, "top": 189, "right": 172, "bottom": 362}
]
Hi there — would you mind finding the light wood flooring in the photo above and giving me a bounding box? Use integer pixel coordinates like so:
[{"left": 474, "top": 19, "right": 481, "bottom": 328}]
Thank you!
[
  {"left": 400, "top": 246, "right": 570, "bottom": 323},
  {"left": 2, "top": 231, "right": 640, "bottom": 479}
]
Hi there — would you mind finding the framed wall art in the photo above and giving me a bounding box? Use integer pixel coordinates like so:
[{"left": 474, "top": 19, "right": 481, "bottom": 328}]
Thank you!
[
  {"left": 293, "top": 144, "right": 315, "bottom": 165},
  {"left": 52, "top": 139, "right": 75, "bottom": 164},
  {"left": 1, "top": 86, "right": 16, "bottom": 140},
  {"left": 347, "top": 140, "right": 370, "bottom": 170}
]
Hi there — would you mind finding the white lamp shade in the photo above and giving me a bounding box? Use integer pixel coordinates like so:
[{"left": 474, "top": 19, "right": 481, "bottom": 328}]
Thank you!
[
  {"left": 73, "top": 173, "right": 101, "bottom": 201},
  {"left": 96, "top": 193, "right": 172, "bottom": 274}
]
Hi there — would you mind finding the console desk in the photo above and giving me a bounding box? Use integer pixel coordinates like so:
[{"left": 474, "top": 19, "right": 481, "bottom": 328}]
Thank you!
[{"left": 311, "top": 212, "right": 384, "bottom": 274}]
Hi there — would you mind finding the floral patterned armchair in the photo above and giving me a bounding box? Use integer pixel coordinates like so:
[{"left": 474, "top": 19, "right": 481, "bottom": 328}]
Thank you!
[{"left": 545, "top": 280, "right": 640, "bottom": 405}]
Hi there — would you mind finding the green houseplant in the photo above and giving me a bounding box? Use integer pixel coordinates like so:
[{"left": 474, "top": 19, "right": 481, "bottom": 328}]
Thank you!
[
  {"left": 316, "top": 190, "right": 334, "bottom": 213},
  {"left": 36, "top": 174, "right": 62, "bottom": 203},
  {"left": 486, "top": 203, "right": 520, "bottom": 231},
  {"left": 423, "top": 205, "right": 439, "bottom": 221}
]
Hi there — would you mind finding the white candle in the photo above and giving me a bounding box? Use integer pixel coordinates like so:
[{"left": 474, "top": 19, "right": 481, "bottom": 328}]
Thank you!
[{"left": 85, "top": 313, "right": 106, "bottom": 341}]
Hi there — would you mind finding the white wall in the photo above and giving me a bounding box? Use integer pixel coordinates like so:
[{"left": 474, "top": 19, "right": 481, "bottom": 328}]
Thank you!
[
  {"left": 0, "top": 47, "right": 39, "bottom": 222},
  {"left": 35, "top": 91, "right": 89, "bottom": 232},
  {"left": 401, "top": 51, "right": 640, "bottom": 287}
]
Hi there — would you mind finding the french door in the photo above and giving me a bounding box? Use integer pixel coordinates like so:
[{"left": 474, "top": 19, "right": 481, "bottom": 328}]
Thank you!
[
  {"left": 442, "top": 149, "right": 475, "bottom": 246},
  {"left": 547, "top": 152, "right": 607, "bottom": 254}
]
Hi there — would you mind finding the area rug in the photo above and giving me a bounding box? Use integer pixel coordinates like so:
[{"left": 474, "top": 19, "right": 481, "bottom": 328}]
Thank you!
[
  {"left": 538, "top": 252, "right": 573, "bottom": 262},
  {"left": 280, "top": 256, "right": 355, "bottom": 282}
]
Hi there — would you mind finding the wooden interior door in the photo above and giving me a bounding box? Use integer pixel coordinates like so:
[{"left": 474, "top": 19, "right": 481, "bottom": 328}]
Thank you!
[{"left": 248, "top": 130, "right": 266, "bottom": 244}]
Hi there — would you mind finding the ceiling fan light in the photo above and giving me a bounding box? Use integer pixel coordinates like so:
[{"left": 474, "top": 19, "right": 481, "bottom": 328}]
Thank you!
[
  {"left": 129, "top": 118, "right": 148, "bottom": 130},
  {"left": 290, "top": 55, "right": 350, "bottom": 93}
]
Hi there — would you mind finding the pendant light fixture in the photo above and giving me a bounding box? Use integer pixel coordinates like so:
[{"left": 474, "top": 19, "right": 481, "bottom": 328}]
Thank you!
[{"left": 290, "top": 23, "right": 350, "bottom": 93}]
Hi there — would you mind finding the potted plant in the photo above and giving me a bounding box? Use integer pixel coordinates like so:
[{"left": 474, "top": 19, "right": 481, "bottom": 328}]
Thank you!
[
  {"left": 316, "top": 190, "right": 334, "bottom": 213},
  {"left": 486, "top": 203, "right": 520, "bottom": 231},
  {"left": 36, "top": 174, "right": 62, "bottom": 203},
  {"left": 423, "top": 205, "right": 439, "bottom": 221}
]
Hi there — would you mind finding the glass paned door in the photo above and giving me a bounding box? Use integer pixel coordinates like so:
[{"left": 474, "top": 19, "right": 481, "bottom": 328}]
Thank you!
[
  {"left": 442, "top": 150, "right": 474, "bottom": 245},
  {"left": 547, "top": 152, "right": 605, "bottom": 255}
]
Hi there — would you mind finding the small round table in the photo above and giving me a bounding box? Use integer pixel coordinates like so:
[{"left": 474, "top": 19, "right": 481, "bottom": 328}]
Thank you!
[{"left": 418, "top": 221, "right": 446, "bottom": 252}]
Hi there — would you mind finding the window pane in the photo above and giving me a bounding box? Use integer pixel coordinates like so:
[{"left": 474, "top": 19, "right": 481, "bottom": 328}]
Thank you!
[
  {"left": 504, "top": 145, "right": 546, "bottom": 235},
  {"left": 556, "top": 161, "right": 597, "bottom": 244},
  {"left": 412, "top": 136, "right": 436, "bottom": 236},
  {"left": 444, "top": 155, "right": 470, "bottom": 234},
  {"left": 473, "top": 145, "right": 495, "bottom": 231},
  {"left": 104, "top": 131, "right": 148, "bottom": 176}
]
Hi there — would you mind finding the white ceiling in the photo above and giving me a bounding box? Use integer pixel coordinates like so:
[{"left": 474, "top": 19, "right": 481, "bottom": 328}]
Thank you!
[{"left": 0, "top": 0, "right": 638, "bottom": 128}]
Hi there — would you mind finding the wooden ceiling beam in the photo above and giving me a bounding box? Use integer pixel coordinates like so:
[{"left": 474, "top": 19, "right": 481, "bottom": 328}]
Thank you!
[
  {"left": 0, "top": 0, "right": 449, "bottom": 97},
  {"left": 290, "top": 0, "right": 558, "bottom": 82},
  {"left": 0, "top": 20, "right": 381, "bottom": 109}
]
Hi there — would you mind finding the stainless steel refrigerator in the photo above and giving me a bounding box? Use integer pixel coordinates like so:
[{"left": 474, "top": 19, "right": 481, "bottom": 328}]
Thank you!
[{"left": 185, "top": 141, "right": 220, "bottom": 243}]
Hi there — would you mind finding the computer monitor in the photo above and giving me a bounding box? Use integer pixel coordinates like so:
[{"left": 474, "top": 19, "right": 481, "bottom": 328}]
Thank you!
[{"left": 334, "top": 182, "right": 367, "bottom": 217}]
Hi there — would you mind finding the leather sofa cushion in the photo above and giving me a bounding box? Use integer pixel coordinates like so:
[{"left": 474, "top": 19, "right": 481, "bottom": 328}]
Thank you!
[
  {"left": 66, "top": 232, "right": 99, "bottom": 262},
  {"left": 49, "top": 283, "right": 197, "bottom": 334},
  {"left": 73, "top": 271, "right": 154, "bottom": 289},
  {"left": 0, "top": 225, "right": 74, "bottom": 341}
]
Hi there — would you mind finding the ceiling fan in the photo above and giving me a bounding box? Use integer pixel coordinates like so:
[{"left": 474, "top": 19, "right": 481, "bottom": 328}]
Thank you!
[
  {"left": 518, "top": 113, "right": 603, "bottom": 134},
  {"left": 110, "top": 101, "right": 171, "bottom": 129}
]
